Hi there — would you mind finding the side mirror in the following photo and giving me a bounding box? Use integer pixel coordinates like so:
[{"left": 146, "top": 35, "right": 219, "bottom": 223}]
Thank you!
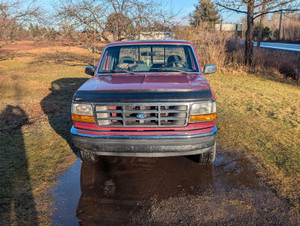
[
  {"left": 203, "top": 64, "right": 217, "bottom": 74},
  {"left": 85, "top": 66, "right": 95, "bottom": 76}
]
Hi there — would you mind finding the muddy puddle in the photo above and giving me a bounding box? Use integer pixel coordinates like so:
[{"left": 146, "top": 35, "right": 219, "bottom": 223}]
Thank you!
[{"left": 52, "top": 150, "right": 298, "bottom": 225}]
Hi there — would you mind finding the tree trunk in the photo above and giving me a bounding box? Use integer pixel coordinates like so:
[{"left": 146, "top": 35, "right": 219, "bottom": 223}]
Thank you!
[
  {"left": 245, "top": 1, "right": 254, "bottom": 66},
  {"left": 117, "top": 16, "right": 121, "bottom": 41},
  {"left": 257, "top": 1, "right": 266, "bottom": 48},
  {"left": 278, "top": 10, "right": 283, "bottom": 40},
  {"left": 101, "top": 31, "right": 110, "bottom": 43}
]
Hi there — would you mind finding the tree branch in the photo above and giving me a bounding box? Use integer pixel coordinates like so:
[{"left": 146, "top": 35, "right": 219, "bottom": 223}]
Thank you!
[
  {"left": 254, "top": 0, "right": 273, "bottom": 9},
  {"left": 216, "top": 2, "right": 247, "bottom": 14},
  {"left": 254, "top": 0, "right": 296, "bottom": 15},
  {"left": 254, "top": 8, "right": 300, "bottom": 18}
]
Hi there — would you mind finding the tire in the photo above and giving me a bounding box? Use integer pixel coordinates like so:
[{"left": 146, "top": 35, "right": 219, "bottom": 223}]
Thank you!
[
  {"left": 195, "top": 142, "right": 216, "bottom": 164},
  {"left": 79, "top": 149, "right": 100, "bottom": 163}
]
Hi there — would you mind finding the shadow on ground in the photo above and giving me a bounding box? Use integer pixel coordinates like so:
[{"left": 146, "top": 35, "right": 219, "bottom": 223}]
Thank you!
[
  {"left": 40, "top": 78, "right": 88, "bottom": 156},
  {"left": 0, "top": 105, "right": 38, "bottom": 224},
  {"left": 72, "top": 151, "right": 299, "bottom": 225}
]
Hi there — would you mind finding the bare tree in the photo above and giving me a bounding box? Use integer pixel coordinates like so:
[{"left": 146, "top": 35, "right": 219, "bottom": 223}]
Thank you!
[
  {"left": 55, "top": 0, "right": 175, "bottom": 52},
  {"left": 105, "top": 12, "right": 134, "bottom": 41},
  {"left": 0, "top": 0, "right": 39, "bottom": 44},
  {"left": 281, "top": 12, "right": 300, "bottom": 40},
  {"left": 216, "top": 0, "right": 299, "bottom": 66}
]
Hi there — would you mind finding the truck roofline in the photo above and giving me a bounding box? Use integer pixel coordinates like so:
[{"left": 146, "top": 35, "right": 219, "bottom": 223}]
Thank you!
[{"left": 106, "top": 39, "right": 193, "bottom": 47}]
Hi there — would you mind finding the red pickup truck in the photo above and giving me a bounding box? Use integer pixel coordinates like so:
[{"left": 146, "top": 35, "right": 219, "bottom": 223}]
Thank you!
[{"left": 71, "top": 40, "right": 217, "bottom": 164}]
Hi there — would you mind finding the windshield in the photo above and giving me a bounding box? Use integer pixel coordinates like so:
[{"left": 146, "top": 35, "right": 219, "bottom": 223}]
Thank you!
[{"left": 98, "top": 45, "right": 199, "bottom": 73}]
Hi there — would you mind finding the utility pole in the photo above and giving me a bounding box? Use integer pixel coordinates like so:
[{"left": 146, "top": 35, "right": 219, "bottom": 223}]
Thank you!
[
  {"left": 278, "top": 9, "right": 283, "bottom": 40},
  {"left": 245, "top": 0, "right": 254, "bottom": 66},
  {"left": 257, "top": 0, "right": 266, "bottom": 48}
]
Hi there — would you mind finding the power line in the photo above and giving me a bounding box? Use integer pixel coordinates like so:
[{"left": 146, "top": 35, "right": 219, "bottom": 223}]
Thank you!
[{"left": 223, "top": 11, "right": 235, "bottom": 21}]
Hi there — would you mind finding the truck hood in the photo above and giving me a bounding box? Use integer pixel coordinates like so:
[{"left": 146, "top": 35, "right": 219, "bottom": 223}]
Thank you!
[
  {"left": 74, "top": 73, "right": 213, "bottom": 102},
  {"left": 77, "top": 73, "right": 211, "bottom": 91}
]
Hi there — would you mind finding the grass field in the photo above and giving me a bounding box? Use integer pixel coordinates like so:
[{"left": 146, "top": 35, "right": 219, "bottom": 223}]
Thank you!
[
  {"left": 0, "top": 41, "right": 99, "bottom": 225},
  {"left": 0, "top": 41, "right": 299, "bottom": 224},
  {"left": 206, "top": 71, "right": 299, "bottom": 208}
]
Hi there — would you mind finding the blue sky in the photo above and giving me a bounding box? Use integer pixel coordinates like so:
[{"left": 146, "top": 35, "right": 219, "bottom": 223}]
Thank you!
[
  {"left": 36, "top": 0, "right": 243, "bottom": 25},
  {"left": 171, "top": 0, "right": 243, "bottom": 24}
]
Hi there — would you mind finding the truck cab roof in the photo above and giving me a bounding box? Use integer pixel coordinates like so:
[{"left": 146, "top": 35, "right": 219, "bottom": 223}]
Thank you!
[{"left": 106, "top": 40, "right": 193, "bottom": 47}]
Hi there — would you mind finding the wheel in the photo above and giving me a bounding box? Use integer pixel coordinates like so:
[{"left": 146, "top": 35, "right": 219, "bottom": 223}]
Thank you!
[
  {"left": 195, "top": 142, "right": 216, "bottom": 164},
  {"left": 79, "top": 149, "right": 100, "bottom": 163}
]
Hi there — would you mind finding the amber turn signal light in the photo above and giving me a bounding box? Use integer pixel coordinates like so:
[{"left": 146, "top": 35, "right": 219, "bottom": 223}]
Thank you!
[
  {"left": 189, "top": 113, "right": 216, "bottom": 122},
  {"left": 72, "top": 114, "right": 95, "bottom": 123}
]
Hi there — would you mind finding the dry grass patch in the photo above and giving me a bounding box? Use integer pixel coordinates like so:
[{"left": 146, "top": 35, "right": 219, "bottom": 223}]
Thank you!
[
  {"left": 206, "top": 72, "right": 300, "bottom": 208},
  {"left": 0, "top": 41, "right": 92, "bottom": 225}
]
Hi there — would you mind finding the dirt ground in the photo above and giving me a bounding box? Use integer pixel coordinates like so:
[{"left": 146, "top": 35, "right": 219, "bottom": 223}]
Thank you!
[{"left": 52, "top": 149, "right": 299, "bottom": 225}]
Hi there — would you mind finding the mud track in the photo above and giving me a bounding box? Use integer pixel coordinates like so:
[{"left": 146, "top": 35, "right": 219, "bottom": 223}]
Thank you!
[{"left": 52, "top": 149, "right": 299, "bottom": 225}]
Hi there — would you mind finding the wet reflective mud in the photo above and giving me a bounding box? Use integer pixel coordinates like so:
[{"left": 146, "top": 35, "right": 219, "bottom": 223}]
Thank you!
[{"left": 52, "top": 150, "right": 299, "bottom": 225}]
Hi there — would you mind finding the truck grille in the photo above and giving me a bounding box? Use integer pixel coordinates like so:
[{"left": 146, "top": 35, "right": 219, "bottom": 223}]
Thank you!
[{"left": 94, "top": 103, "right": 190, "bottom": 127}]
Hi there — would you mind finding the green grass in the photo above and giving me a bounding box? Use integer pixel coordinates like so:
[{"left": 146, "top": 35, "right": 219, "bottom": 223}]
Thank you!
[{"left": 206, "top": 72, "right": 300, "bottom": 207}]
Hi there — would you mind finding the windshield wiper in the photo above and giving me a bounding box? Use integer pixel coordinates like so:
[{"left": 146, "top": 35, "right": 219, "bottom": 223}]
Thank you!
[
  {"left": 155, "top": 67, "right": 188, "bottom": 74},
  {"left": 103, "top": 69, "right": 135, "bottom": 75}
]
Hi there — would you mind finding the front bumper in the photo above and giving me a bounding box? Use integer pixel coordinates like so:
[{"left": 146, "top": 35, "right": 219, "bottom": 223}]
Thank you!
[{"left": 71, "top": 126, "right": 217, "bottom": 157}]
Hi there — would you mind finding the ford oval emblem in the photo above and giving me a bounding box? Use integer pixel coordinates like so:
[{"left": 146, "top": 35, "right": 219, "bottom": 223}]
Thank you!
[{"left": 137, "top": 114, "right": 146, "bottom": 119}]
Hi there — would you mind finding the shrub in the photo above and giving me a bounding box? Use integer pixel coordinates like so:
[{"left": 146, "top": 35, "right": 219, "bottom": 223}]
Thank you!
[
  {"left": 174, "top": 26, "right": 299, "bottom": 81},
  {"left": 174, "top": 26, "right": 234, "bottom": 68},
  {"left": 253, "top": 48, "right": 300, "bottom": 81}
]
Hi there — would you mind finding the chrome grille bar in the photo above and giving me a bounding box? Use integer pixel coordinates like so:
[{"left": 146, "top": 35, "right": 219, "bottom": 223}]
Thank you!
[{"left": 94, "top": 103, "right": 190, "bottom": 127}]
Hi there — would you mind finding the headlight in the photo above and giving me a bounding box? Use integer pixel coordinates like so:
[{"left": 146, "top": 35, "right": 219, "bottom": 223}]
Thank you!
[
  {"left": 190, "top": 101, "right": 216, "bottom": 122},
  {"left": 190, "top": 102, "right": 216, "bottom": 115},
  {"left": 72, "top": 103, "right": 93, "bottom": 116},
  {"left": 71, "top": 103, "right": 95, "bottom": 123}
]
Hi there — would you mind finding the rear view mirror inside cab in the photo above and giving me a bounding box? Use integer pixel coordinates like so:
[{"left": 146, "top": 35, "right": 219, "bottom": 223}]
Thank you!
[{"left": 141, "top": 51, "right": 156, "bottom": 56}]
